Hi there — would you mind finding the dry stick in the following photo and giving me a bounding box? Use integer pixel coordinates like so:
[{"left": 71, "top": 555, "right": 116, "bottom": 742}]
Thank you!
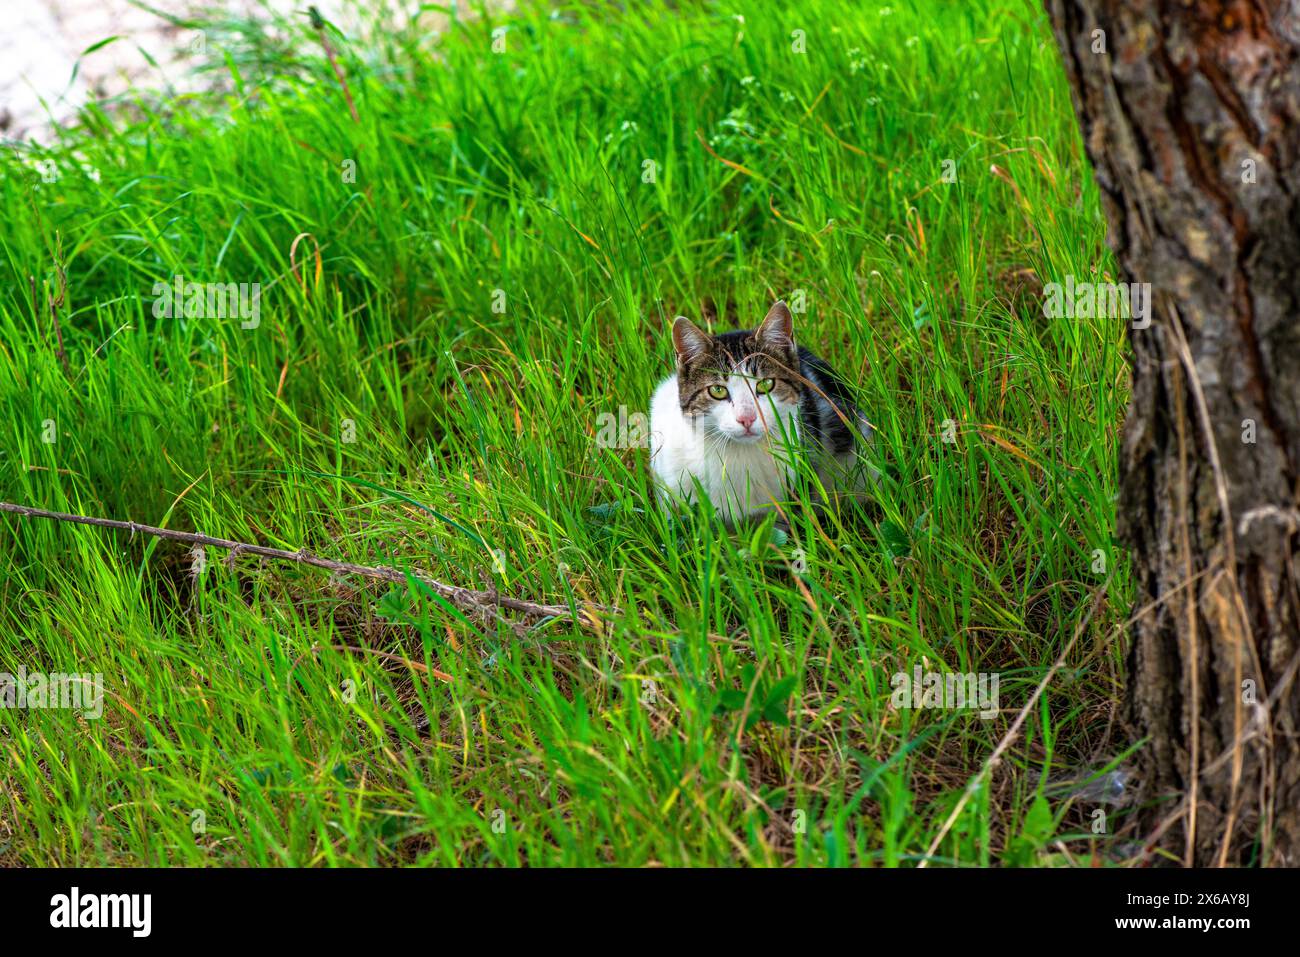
[
  {"left": 1170, "top": 351, "right": 1200, "bottom": 867},
  {"left": 30, "top": 239, "right": 70, "bottom": 376},
  {"left": 1167, "top": 302, "right": 1268, "bottom": 867},
  {"left": 310, "top": 6, "right": 360, "bottom": 124},
  {"left": 1140, "top": 641, "right": 1300, "bottom": 860},
  {"left": 0, "top": 502, "right": 607, "bottom": 631},
  {"left": 48, "top": 232, "right": 70, "bottom": 374},
  {"left": 918, "top": 580, "right": 1110, "bottom": 868},
  {"left": 48, "top": 273, "right": 68, "bottom": 373}
]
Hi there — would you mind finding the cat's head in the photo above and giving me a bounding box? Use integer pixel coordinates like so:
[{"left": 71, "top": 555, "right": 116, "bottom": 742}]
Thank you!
[{"left": 670, "top": 300, "right": 802, "bottom": 444}]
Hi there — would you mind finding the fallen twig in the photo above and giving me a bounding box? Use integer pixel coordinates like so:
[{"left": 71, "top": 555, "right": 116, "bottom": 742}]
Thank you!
[
  {"left": 918, "top": 578, "right": 1111, "bottom": 867},
  {"left": 0, "top": 501, "right": 610, "bottom": 633},
  {"left": 309, "top": 6, "right": 360, "bottom": 124},
  {"left": 31, "top": 231, "right": 70, "bottom": 376}
]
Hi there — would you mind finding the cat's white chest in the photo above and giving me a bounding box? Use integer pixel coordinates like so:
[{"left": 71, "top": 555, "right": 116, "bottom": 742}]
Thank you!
[{"left": 648, "top": 376, "right": 792, "bottom": 519}]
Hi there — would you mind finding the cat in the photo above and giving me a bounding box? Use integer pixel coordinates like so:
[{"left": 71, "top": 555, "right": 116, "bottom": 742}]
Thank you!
[{"left": 649, "top": 300, "right": 873, "bottom": 523}]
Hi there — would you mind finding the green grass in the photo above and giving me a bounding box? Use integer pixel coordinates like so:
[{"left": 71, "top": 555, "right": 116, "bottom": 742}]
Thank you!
[{"left": 0, "top": 0, "right": 1134, "bottom": 866}]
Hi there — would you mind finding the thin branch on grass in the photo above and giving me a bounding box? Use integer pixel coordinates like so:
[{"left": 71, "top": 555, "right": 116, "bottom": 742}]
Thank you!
[
  {"left": 31, "top": 231, "right": 70, "bottom": 375},
  {"left": 309, "top": 6, "right": 360, "bottom": 124},
  {"left": 0, "top": 501, "right": 610, "bottom": 634},
  {"left": 918, "top": 579, "right": 1111, "bottom": 867}
]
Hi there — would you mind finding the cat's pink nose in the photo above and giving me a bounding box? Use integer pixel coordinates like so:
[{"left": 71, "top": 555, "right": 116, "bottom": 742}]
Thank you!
[{"left": 736, "top": 410, "right": 757, "bottom": 431}]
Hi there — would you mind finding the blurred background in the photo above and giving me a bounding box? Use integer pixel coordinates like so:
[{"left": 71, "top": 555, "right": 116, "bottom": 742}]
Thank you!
[{"left": 1, "top": 1, "right": 388, "bottom": 141}]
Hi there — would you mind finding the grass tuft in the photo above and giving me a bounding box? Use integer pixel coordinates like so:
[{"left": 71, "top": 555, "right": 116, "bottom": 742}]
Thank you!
[{"left": 0, "top": 0, "right": 1131, "bottom": 866}]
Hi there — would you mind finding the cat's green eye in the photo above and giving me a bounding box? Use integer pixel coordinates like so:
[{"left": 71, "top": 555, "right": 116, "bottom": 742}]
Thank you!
[
  {"left": 708, "top": 384, "right": 729, "bottom": 400},
  {"left": 755, "top": 377, "right": 775, "bottom": 395}
]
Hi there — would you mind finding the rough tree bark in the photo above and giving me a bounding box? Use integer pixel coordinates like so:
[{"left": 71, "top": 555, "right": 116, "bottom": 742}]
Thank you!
[{"left": 1045, "top": 1, "right": 1300, "bottom": 865}]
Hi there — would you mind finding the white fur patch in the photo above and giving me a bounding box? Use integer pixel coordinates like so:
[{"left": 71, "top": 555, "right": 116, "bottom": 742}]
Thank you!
[{"left": 648, "top": 374, "right": 801, "bottom": 521}]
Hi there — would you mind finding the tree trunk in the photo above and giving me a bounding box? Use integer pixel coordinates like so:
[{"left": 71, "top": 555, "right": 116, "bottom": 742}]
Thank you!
[{"left": 1045, "top": 1, "right": 1300, "bottom": 865}]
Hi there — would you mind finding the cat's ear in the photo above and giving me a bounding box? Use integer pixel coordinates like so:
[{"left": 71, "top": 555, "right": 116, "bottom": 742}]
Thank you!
[
  {"left": 757, "top": 300, "right": 795, "bottom": 351},
  {"left": 672, "top": 316, "right": 710, "bottom": 363}
]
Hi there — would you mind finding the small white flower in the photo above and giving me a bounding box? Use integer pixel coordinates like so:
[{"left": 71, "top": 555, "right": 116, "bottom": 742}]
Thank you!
[
  {"left": 740, "top": 75, "right": 757, "bottom": 86},
  {"left": 879, "top": 6, "right": 894, "bottom": 15},
  {"left": 905, "top": 36, "right": 918, "bottom": 48}
]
